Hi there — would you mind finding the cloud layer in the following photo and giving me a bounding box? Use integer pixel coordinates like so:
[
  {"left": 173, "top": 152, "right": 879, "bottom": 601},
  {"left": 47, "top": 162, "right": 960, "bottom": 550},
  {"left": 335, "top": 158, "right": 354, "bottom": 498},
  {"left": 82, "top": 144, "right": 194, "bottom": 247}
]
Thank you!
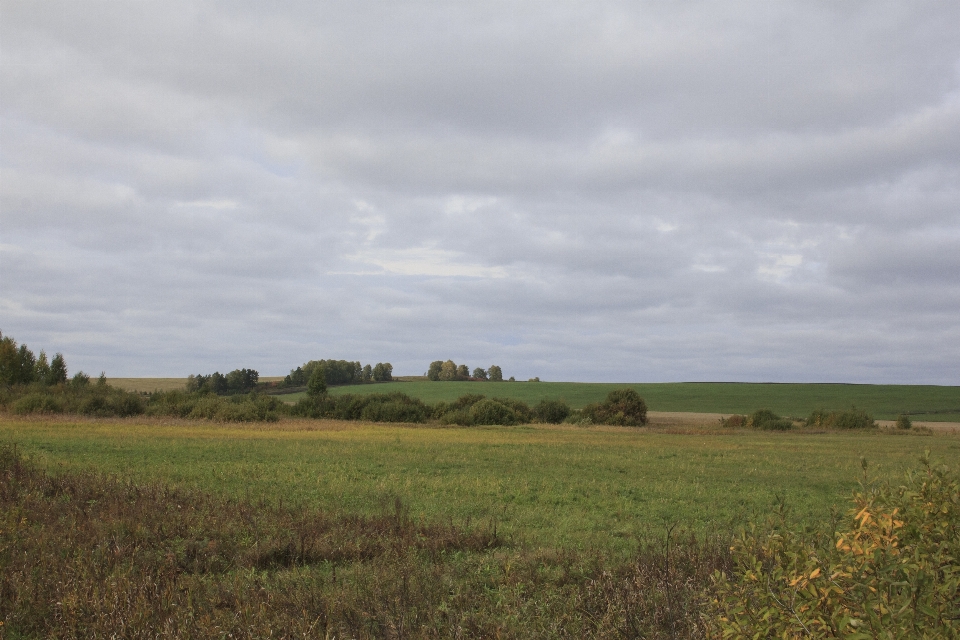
[{"left": 2, "top": 1, "right": 959, "bottom": 382}]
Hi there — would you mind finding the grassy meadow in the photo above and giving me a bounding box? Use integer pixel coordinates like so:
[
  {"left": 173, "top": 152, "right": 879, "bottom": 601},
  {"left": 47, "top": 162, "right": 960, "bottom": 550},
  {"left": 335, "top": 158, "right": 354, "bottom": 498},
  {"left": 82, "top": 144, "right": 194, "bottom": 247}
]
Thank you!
[
  {"left": 3, "top": 416, "right": 956, "bottom": 556},
  {"left": 4, "top": 405, "right": 959, "bottom": 636}
]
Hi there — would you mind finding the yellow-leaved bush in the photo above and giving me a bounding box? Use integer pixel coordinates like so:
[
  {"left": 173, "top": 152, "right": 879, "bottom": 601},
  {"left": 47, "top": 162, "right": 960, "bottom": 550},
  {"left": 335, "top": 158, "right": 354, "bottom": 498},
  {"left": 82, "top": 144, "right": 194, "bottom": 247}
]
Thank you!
[{"left": 710, "top": 453, "right": 959, "bottom": 638}]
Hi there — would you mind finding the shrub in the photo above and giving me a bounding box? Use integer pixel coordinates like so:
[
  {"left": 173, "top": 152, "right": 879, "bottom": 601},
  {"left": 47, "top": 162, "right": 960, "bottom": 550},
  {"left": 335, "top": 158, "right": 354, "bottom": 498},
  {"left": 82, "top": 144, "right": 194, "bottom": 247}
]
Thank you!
[
  {"left": 806, "top": 408, "right": 876, "bottom": 430},
  {"left": 711, "top": 455, "right": 960, "bottom": 637},
  {"left": 146, "top": 389, "right": 201, "bottom": 418},
  {"left": 439, "top": 409, "right": 473, "bottom": 426},
  {"left": 896, "top": 414, "right": 913, "bottom": 430},
  {"left": 359, "top": 393, "right": 428, "bottom": 423},
  {"left": 748, "top": 408, "right": 792, "bottom": 430},
  {"left": 469, "top": 399, "right": 519, "bottom": 425},
  {"left": 291, "top": 394, "right": 336, "bottom": 419},
  {"left": 431, "top": 401, "right": 450, "bottom": 419},
  {"left": 533, "top": 399, "right": 571, "bottom": 424},
  {"left": 563, "top": 411, "right": 593, "bottom": 426},
  {"left": 449, "top": 394, "right": 486, "bottom": 411},
  {"left": 13, "top": 392, "right": 65, "bottom": 415},
  {"left": 491, "top": 397, "right": 532, "bottom": 423},
  {"left": 582, "top": 389, "right": 648, "bottom": 426},
  {"left": 293, "top": 393, "right": 427, "bottom": 424},
  {"left": 719, "top": 414, "right": 747, "bottom": 428},
  {"left": 78, "top": 389, "right": 145, "bottom": 418},
  {"left": 147, "top": 390, "right": 280, "bottom": 422},
  {"left": 8, "top": 385, "right": 144, "bottom": 418}
]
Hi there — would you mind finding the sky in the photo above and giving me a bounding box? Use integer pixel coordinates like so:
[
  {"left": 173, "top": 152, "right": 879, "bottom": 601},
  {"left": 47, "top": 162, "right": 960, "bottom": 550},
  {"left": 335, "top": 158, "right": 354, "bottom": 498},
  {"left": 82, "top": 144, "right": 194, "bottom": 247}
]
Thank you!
[{"left": 1, "top": 1, "right": 959, "bottom": 383}]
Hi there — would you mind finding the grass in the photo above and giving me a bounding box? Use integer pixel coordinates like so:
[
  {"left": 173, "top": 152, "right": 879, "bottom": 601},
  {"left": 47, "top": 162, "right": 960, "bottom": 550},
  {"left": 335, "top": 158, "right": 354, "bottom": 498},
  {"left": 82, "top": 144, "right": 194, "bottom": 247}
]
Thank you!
[
  {"left": 3, "top": 416, "right": 956, "bottom": 556},
  {"left": 1, "top": 442, "right": 726, "bottom": 638},
  {"left": 267, "top": 381, "right": 960, "bottom": 421},
  {"left": 3, "top": 415, "right": 958, "bottom": 637}
]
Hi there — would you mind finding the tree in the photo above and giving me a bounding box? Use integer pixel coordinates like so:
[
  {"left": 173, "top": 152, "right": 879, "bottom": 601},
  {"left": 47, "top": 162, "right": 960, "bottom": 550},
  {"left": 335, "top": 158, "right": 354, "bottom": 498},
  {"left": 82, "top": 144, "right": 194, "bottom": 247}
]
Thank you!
[
  {"left": 307, "top": 365, "right": 327, "bottom": 397},
  {"left": 438, "top": 360, "right": 457, "bottom": 381},
  {"left": 284, "top": 366, "right": 306, "bottom": 387},
  {"left": 362, "top": 364, "right": 373, "bottom": 382},
  {"left": 225, "top": 368, "right": 258, "bottom": 392},
  {"left": 456, "top": 364, "right": 469, "bottom": 379},
  {"left": 35, "top": 351, "right": 51, "bottom": 385},
  {"left": 15, "top": 345, "right": 37, "bottom": 385},
  {"left": 487, "top": 365, "right": 503, "bottom": 382},
  {"left": 472, "top": 367, "right": 488, "bottom": 380},
  {"left": 373, "top": 362, "right": 393, "bottom": 382},
  {"left": 0, "top": 332, "right": 18, "bottom": 385},
  {"left": 49, "top": 353, "right": 68, "bottom": 385},
  {"left": 427, "top": 360, "right": 443, "bottom": 381}
]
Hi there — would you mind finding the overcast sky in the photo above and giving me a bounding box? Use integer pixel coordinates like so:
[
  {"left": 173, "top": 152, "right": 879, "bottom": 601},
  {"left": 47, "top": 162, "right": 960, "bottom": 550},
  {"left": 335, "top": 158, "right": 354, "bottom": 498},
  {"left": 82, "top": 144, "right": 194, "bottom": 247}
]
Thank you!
[{"left": 2, "top": 1, "right": 959, "bottom": 383}]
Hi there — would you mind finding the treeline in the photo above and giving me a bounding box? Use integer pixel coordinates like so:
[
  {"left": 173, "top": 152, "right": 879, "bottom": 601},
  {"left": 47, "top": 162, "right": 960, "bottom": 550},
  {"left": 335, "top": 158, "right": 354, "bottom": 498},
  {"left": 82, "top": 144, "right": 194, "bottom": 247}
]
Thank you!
[
  {"left": 291, "top": 387, "right": 648, "bottom": 427},
  {"left": 427, "top": 360, "right": 511, "bottom": 382},
  {"left": 187, "top": 368, "right": 259, "bottom": 394},
  {"left": 1, "top": 331, "right": 74, "bottom": 387},
  {"left": 283, "top": 359, "right": 393, "bottom": 387}
]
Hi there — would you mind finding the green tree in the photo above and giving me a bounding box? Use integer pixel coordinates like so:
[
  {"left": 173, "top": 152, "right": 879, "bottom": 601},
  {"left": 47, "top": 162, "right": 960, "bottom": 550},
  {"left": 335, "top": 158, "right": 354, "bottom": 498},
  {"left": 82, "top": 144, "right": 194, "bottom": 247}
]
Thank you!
[
  {"left": 35, "top": 351, "right": 51, "bottom": 385},
  {"left": 225, "top": 368, "right": 258, "bottom": 392},
  {"left": 0, "top": 332, "right": 18, "bottom": 385},
  {"left": 362, "top": 364, "right": 373, "bottom": 382},
  {"left": 438, "top": 360, "right": 457, "bottom": 381},
  {"left": 284, "top": 366, "right": 306, "bottom": 386},
  {"left": 456, "top": 364, "right": 469, "bottom": 379},
  {"left": 372, "top": 362, "right": 393, "bottom": 382},
  {"left": 16, "top": 345, "right": 37, "bottom": 385},
  {"left": 488, "top": 365, "right": 503, "bottom": 382},
  {"left": 427, "top": 360, "right": 443, "bottom": 381},
  {"left": 472, "top": 367, "right": 488, "bottom": 380},
  {"left": 49, "top": 353, "right": 68, "bottom": 385},
  {"left": 307, "top": 365, "right": 327, "bottom": 397}
]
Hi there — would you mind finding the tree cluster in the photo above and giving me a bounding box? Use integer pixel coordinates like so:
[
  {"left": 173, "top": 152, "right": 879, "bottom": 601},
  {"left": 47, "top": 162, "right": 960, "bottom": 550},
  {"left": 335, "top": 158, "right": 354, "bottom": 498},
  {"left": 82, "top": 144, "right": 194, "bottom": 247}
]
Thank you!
[
  {"left": 187, "top": 369, "right": 259, "bottom": 395},
  {"left": 427, "top": 360, "right": 503, "bottom": 382},
  {"left": 0, "top": 332, "right": 70, "bottom": 387},
  {"left": 283, "top": 359, "right": 392, "bottom": 388}
]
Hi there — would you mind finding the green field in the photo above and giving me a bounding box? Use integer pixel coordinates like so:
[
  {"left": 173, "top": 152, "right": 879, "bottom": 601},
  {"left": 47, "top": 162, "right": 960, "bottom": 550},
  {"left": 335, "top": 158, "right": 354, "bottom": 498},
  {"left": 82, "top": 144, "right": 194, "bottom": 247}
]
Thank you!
[
  {"left": 4, "top": 417, "right": 956, "bottom": 555},
  {"left": 272, "top": 380, "right": 960, "bottom": 421}
]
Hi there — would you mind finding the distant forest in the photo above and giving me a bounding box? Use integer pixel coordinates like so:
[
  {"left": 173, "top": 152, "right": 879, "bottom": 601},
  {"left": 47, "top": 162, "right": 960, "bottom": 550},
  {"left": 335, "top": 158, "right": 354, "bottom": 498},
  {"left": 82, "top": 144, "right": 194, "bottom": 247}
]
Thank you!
[{"left": 282, "top": 359, "right": 393, "bottom": 387}]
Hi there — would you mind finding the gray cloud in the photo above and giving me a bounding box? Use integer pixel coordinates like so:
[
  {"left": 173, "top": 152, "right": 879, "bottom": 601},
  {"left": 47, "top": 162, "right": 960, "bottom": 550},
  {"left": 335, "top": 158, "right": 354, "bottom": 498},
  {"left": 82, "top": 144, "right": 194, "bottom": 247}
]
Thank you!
[{"left": 2, "top": 1, "right": 959, "bottom": 383}]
